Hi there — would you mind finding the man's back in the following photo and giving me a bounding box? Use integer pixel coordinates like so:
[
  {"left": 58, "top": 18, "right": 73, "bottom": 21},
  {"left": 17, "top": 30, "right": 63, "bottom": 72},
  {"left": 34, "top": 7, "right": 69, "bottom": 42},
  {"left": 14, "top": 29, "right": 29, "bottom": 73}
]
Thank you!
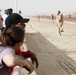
[{"left": 56, "top": 13, "right": 63, "bottom": 23}]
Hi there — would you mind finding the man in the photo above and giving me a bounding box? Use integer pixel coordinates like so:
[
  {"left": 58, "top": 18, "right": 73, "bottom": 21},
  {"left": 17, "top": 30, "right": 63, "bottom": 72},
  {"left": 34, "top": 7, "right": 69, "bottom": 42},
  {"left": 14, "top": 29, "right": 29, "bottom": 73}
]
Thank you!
[
  {"left": 8, "top": 8, "right": 13, "bottom": 15},
  {"left": 51, "top": 14, "right": 54, "bottom": 23},
  {"left": 5, "top": 13, "right": 39, "bottom": 69},
  {"left": 2, "top": 8, "right": 13, "bottom": 28},
  {"left": 19, "top": 10, "right": 21, "bottom": 14},
  {"left": 56, "top": 10, "right": 64, "bottom": 36},
  {"left": 2, "top": 9, "right": 9, "bottom": 27}
]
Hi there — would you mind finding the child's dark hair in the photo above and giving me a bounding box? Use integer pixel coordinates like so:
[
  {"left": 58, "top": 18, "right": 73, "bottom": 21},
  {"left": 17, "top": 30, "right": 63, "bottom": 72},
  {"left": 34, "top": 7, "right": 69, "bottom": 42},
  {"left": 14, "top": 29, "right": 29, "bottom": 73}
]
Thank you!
[{"left": 0, "top": 27, "right": 25, "bottom": 46}]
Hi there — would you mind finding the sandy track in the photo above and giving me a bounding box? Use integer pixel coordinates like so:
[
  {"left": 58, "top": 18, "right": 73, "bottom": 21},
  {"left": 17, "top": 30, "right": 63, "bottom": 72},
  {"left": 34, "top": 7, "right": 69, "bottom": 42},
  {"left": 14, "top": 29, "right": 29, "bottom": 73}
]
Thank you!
[{"left": 24, "top": 18, "right": 76, "bottom": 75}]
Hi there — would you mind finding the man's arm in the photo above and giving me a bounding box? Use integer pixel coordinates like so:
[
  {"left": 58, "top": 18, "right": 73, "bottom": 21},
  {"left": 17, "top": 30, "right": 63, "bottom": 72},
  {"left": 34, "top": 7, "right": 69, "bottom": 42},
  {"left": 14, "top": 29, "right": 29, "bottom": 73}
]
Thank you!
[{"left": 16, "top": 48, "right": 39, "bottom": 68}]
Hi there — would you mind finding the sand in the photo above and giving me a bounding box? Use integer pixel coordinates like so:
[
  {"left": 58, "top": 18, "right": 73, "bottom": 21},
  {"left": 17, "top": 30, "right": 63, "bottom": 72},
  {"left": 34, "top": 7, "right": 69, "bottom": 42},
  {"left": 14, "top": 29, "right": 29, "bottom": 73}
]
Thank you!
[{"left": 23, "top": 17, "right": 76, "bottom": 75}]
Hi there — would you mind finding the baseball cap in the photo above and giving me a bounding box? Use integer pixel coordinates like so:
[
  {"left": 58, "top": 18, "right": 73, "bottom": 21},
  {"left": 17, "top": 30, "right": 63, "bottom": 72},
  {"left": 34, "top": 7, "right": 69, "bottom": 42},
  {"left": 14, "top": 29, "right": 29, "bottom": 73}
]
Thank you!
[{"left": 5, "top": 13, "right": 29, "bottom": 28}]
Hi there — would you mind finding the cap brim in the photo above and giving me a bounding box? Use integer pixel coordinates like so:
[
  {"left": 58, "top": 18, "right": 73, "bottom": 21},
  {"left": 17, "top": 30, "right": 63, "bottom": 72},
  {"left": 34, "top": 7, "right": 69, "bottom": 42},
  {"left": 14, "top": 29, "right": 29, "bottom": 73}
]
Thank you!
[{"left": 20, "top": 18, "right": 29, "bottom": 23}]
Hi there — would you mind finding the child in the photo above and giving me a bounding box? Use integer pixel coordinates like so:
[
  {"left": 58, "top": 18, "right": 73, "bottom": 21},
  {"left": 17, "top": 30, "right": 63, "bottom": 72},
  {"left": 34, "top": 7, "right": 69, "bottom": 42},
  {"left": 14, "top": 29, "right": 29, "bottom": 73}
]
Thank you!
[{"left": 0, "top": 27, "right": 34, "bottom": 75}]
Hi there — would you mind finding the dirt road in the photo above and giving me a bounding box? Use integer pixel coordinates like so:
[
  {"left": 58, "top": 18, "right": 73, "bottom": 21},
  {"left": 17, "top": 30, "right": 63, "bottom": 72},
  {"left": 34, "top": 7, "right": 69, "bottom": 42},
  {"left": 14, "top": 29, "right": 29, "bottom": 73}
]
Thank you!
[{"left": 24, "top": 18, "right": 76, "bottom": 75}]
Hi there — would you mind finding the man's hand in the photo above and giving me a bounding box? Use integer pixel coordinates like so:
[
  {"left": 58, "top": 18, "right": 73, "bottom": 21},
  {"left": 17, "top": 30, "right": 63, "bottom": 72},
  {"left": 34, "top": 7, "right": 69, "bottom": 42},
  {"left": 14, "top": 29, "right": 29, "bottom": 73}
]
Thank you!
[
  {"left": 30, "top": 52, "right": 39, "bottom": 68},
  {"left": 16, "top": 49, "right": 39, "bottom": 68}
]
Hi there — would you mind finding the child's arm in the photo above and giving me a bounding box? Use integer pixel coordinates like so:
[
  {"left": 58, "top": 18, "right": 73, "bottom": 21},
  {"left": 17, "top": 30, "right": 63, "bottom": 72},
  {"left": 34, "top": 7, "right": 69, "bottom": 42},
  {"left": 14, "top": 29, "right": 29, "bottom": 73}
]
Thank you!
[{"left": 2, "top": 54, "right": 34, "bottom": 74}]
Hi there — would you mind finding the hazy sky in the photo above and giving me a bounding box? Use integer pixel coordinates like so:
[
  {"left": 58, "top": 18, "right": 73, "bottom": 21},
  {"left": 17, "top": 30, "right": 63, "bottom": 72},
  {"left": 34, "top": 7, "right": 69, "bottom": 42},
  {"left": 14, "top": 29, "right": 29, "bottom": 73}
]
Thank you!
[{"left": 0, "top": 0, "right": 76, "bottom": 15}]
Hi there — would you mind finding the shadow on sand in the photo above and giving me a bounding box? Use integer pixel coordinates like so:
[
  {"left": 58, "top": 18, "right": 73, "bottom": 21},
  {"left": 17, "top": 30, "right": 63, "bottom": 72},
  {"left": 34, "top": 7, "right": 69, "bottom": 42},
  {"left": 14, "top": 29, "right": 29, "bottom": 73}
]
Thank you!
[{"left": 25, "top": 32, "right": 76, "bottom": 75}]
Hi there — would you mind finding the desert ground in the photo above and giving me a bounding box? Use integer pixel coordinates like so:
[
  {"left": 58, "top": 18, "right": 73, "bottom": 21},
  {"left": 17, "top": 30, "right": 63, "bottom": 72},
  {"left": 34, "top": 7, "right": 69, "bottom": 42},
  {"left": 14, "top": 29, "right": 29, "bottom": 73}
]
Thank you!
[{"left": 23, "top": 17, "right": 76, "bottom": 75}]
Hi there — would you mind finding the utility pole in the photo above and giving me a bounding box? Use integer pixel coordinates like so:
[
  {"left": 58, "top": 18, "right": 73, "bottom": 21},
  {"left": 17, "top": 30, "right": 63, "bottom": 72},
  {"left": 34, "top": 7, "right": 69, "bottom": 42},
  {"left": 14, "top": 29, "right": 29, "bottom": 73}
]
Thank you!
[{"left": 16, "top": 0, "right": 17, "bottom": 12}]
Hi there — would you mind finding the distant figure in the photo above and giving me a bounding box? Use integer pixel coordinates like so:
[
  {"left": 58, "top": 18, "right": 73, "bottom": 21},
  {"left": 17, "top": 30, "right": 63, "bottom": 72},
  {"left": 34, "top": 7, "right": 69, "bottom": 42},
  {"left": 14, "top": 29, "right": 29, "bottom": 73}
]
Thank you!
[
  {"left": 38, "top": 15, "right": 40, "bottom": 21},
  {"left": 69, "top": 14, "right": 71, "bottom": 18},
  {"left": 8, "top": 8, "right": 13, "bottom": 15},
  {"left": 2, "top": 9, "right": 9, "bottom": 27},
  {"left": 19, "top": 10, "right": 21, "bottom": 14},
  {"left": 56, "top": 10, "right": 64, "bottom": 36},
  {"left": 2, "top": 8, "right": 13, "bottom": 27},
  {"left": 51, "top": 14, "right": 54, "bottom": 23},
  {"left": 0, "top": 10, "right": 1, "bottom": 14}
]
